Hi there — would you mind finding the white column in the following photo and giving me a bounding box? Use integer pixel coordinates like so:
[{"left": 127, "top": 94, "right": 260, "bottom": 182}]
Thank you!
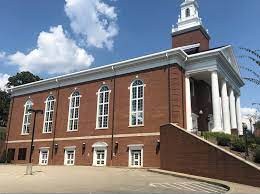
[
  {"left": 211, "top": 71, "right": 222, "bottom": 131},
  {"left": 221, "top": 80, "right": 231, "bottom": 134},
  {"left": 236, "top": 95, "right": 243, "bottom": 135},
  {"left": 229, "top": 89, "right": 237, "bottom": 129},
  {"left": 185, "top": 76, "right": 193, "bottom": 132}
]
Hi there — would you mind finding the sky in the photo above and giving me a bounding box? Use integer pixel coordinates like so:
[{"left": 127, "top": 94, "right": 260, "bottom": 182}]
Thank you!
[{"left": 0, "top": 0, "right": 259, "bottom": 115}]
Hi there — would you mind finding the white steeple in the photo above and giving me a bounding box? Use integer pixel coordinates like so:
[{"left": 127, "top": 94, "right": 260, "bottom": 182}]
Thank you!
[{"left": 172, "top": 0, "right": 204, "bottom": 33}]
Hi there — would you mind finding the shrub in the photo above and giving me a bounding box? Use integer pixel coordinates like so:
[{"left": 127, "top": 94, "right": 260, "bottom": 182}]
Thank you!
[
  {"left": 230, "top": 137, "right": 246, "bottom": 152},
  {"left": 255, "top": 137, "right": 260, "bottom": 145},
  {"left": 216, "top": 133, "right": 231, "bottom": 146},
  {"left": 203, "top": 132, "right": 225, "bottom": 140},
  {"left": 254, "top": 146, "right": 260, "bottom": 164},
  {"left": 247, "top": 137, "right": 256, "bottom": 145}
]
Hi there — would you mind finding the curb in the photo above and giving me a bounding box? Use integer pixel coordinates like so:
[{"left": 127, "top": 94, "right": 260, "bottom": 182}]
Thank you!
[{"left": 148, "top": 169, "right": 231, "bottom": 193}]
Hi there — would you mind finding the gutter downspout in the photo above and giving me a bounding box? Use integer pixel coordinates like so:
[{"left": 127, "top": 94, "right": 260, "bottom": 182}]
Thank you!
[
  {"left": 111, "top": 66, "right": 116, "bottom": 166},
  {"left": 51, "top": 79, "right": 60, "bottom": 164}
]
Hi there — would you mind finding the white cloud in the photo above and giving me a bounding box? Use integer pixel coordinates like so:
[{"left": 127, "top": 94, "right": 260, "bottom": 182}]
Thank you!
[
  {"left": 8, "top": 25, "right": 94, "bottom": 75},
  {"left": 0, "top": 52, "right": 6, "bottom": 59},
  {"left": 241, "top": 107, "right": 258, "bottom": 117},
  {"left": 65, "top": 0, "right": 118, "bottom": 50},
  {"left": 0, "top": 73, "right": 9, "bottom": 91}
]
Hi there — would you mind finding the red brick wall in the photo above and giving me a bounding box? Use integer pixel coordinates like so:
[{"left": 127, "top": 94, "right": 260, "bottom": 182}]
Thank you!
[
  {"left": 160, "top": 124, "right": 260, "bottom": 187},
  {"left": 6, "top": 64, "right": 185, "bottom": 167},
  {"left": 172, "top": 29, "right": 209, "bottom": 52}
]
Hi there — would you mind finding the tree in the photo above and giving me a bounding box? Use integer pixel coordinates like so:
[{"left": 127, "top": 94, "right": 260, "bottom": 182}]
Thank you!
[
  {"left": 239, "top": 48, "right": 260, "bottom": 85},
  {"left": 6, "top": 71, "right": 41, "bottom": 88},
  {"left": 0, "top": 71, "right": 41, "bottom": 127},
  {"left": 255, "top": 121, "right": 260, "bottom": 130},
  {"left": 0, "top": 91, "right": 10, "bottom": 127}
]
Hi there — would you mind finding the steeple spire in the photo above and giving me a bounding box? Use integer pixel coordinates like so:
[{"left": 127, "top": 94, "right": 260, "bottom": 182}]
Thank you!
[
  {"left": 171, "top": 0, "right": 210, "bottom": 51},
  {"left": 172, "top": 0, "right": 203, "bottom": 33}
]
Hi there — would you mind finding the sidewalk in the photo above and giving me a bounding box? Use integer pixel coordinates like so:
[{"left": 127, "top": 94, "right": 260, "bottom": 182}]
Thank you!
[{"left": 148, "top": 169, "right": 260, "bottom": 194}]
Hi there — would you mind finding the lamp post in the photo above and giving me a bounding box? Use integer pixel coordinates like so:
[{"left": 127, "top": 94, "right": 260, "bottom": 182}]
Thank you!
[
  {"left": 242, "top": 123, "right": 249, "bottom": 158},
  {"left": 26, "top": 108, "right": 43, "bottom": 175}
]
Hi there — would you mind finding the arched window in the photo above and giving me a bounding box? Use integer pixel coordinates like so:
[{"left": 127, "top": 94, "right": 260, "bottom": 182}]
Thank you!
[
  {"left": 67, "top": 91, "right": 81, "bottom": 131},
  {"left": 130, "top": 80, "right": 144, "bottom": 126},
  {"left": 186, "top": 8, "right": 190, "bottom": 17},
  {"left": 96, "top": 86, "right": 110, "bottom": 129},
  {"left": 21, "top": 100, "right": 33, "bottom": 135},
  {"left": 43, "top": 96, "right": 55, "bottom": 133}
]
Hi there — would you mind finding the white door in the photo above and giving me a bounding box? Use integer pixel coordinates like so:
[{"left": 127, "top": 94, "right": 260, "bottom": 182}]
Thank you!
[
  {"left": 131, "top": 150, "right": 142, "bottom": 167},
  {"left": 65, "top": 150, "right": 75, "bottom": 165},
  {"left": 39, "top": 150, "right": 49, "bottom": 165},
  {"left": 95, "top": 150, "right": 106, "bottom": 166}
]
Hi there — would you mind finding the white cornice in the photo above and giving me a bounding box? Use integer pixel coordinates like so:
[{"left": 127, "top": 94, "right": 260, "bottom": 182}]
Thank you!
[
  {"left": 8, "top": 48, "right": 188, "bottom": 97},
  {"left": 7, "top": 44, "right": 244, "bottom": 97}
]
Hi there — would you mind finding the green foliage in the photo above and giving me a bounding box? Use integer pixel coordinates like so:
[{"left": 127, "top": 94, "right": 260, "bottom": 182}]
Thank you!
[
  {"left": 0, "top": 71, "right": 41, "bottom": 126},
  {"left": 255, "top": 121, "right": 260, "bottom": 130},
  {"left": 203, "top": 132, "right": 222, "bottom": 140},
  {"left": 216, "top": 133, "right": 231, "bottom": 146},
  {"left": 0, "top": 91, "right": 10, "bottom": 127},
  {"left": 230, "top": 137, "right": 246, "bottom": 152},
  {"left": 0, "top": 127, "right": 6, "bottom": 140},
  {"left": 240, "top": 48, "right": 260, "bottom": 86},
  {"left": 255, "top": 137, "right": 260, "bottom": 145},
  {"left": 6, "top": 71, "right": 41, "bottom": 88},
  {"left": 254, "top": 146, "right": 260, "bottom": 163},
  {"left": 0, "top": 150, "right": 6, "bottom": 163}
]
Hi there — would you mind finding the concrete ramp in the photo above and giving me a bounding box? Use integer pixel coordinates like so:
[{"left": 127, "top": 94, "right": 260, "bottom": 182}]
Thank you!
[{"left": 160, "top": 123, "right": 260, "bottom": 187}]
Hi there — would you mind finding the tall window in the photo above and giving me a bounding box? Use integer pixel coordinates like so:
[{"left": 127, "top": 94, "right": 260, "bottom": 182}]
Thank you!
[
  {"left": 21, "top": 100, "right": 33, "bottom": 135},
  {"left": 96, "top": 86, "right": 110, "bottom": 129},
  {"left": 43, "top": 96, "right": 55, "bottom": 133},
  {"left": 67, "top": 91, "right": 80, "bottom": 131},
  {"left": 130, "top": 80, "right": 144, "bottom": 126},
  {"left": 186, "top": 8, "right": 190, "bottom": 17}
]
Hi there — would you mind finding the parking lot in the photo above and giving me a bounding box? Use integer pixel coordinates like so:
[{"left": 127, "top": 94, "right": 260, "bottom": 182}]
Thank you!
[{"left": 0, "top": 165, "right": 258, "bottom": 194}]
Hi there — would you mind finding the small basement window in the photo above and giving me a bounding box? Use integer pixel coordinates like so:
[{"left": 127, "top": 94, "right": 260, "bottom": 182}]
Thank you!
[{"left": 18, "top": 148, "right": 27, "bottom": 160}]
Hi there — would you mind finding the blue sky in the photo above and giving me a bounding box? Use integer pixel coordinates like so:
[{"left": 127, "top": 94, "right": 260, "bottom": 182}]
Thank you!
[{"left": 0, "top": 0, "right": 259, "bottom": 110}]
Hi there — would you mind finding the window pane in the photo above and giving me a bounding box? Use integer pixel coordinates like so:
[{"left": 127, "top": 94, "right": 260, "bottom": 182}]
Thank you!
[
  {"left": 104, "top": 92, "right": 109, "bottom": 103},
  {"left": 131, "top": 113, "right": 136, "bottom": 126},
  {"left": 75, "top": 97, "right": 80, "bottom": 107},
  {"left": 138, "top": 86, "right": 143, "bottom": 98},
  {"left": 98, "top": 117, "right": 103, "bottom": 128},
  {"left": 74, "top": 108, "right": 79, "bottom": 119},
  {"left": 99, "top": 93, "right": 104, "bottom": 103},
  {"left": 132, "top": 100, "right": 137, "bottom": 112},
  {"left": 138, "top": 99, "right": 143, "bottom": 111},
  {"left": 137, "top": 112, "right": 143, "bottom": 125},
  {"left": 99, "top": 105, "right": 103, "bottom": 116},
  {"left": 103, "top": 116, "right": 108, "bottom": 127},
  {"left": 104, "top": 104, "right": 108, "bottom": 115},
  {"left": 132, "top": 88, "right": 137, "bottom": 99},
  {"left": 73, "top": 119, "right": 78, "bottom": 130}
]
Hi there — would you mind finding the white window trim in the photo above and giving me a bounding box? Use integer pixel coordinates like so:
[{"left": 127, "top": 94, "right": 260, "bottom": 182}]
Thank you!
[
  {"left": 64, "top": 147, "right": 76, "bottom": 166},
  {"left": 67, "top": 92, "right": 82, "bottom": 132},
  {"left": 129, "top": 80, "right": 146, "bottom": 127},
  {"left": 21, "top": 100, "right": 34, "bottom": 135},
  {"left": 92, "top": 142, "right": 108, "bottom": 167},
  {"left": 42, "top": 96, "right": 56, "bottom": 134},
  {"left": 128, "top": 144, "right": 144, "bottom": 168},
  {"left": 39, "top": 148, "right": 49, "bottom": 165},
  {"left": 95, "top": 86, "right": 111, "bottom": 130}
]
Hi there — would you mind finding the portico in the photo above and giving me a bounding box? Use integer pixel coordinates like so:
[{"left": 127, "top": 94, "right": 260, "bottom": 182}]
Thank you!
[{"left": 184, "top": 47, "right": 244, "bottom": 135}]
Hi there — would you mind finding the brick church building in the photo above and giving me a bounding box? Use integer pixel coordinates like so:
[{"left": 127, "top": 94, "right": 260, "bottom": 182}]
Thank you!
[{"left": 5, "top": 0, "right": 244, "bottom": 168}]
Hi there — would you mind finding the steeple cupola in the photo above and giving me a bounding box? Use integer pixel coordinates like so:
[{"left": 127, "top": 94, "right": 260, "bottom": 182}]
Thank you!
[{"left": 172, "top": 0, "right": 210, "bottom": 52}]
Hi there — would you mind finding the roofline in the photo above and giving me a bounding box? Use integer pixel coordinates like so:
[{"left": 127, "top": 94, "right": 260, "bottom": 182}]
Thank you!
[{"left": 8, "top": 45, "right": 192, "bottom": 96}]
